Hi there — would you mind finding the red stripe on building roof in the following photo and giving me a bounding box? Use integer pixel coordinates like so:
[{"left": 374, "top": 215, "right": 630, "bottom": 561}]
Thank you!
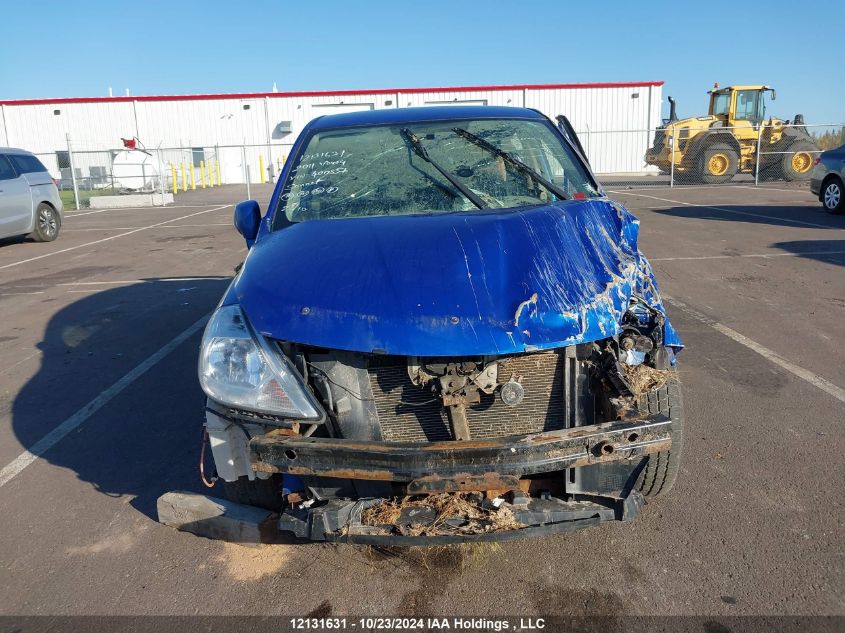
[{"left": 0, "top": 81, "right": 663, "bottom": 106}]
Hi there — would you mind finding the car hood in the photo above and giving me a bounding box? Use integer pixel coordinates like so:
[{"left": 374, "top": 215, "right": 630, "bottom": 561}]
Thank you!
[{"left": 235, "top": 198, "right": 681, "bottom": 356}]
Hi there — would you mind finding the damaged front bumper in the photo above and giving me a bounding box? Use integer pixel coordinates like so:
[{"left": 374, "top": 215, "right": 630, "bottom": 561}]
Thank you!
[
  {"left": 249, "top": 414, "right": 671, "bottom": 543},
  {"left": 280, "top": 491, "right": 645, "bottom": 546}
]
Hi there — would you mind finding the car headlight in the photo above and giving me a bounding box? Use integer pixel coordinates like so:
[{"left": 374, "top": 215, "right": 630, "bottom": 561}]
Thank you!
[{"left": 198, "top": 304, "right": 323, "bottom": 420}]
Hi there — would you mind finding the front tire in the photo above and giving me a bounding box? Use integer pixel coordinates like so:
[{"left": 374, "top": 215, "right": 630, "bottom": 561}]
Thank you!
[
  {"left": 30, "top": 203, "right": 61, "bottom": 242},
  {"left": 635, "top": 377, "right": 684, "bottom": 497},
  {"left": 821, "top": 177, "right": 844, "bottom": 214},
  {"left": 697, "top": 143, "right": 738, "bottom": 184}
]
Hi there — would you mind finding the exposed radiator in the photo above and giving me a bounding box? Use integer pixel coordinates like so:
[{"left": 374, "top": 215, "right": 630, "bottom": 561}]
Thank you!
[{"left": 368, "top": 350, "right": 567, "bottom": 442}]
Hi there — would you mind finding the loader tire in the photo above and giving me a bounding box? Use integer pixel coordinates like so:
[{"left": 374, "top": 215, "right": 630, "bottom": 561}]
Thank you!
[
  {"left": 697, "top": 143, "right": 738, "bottom": 184},
  {"left": 780, "top": 141, "right": 816, "bottom": 181},
  {"left": 635, "top": 376, "right": 684, "bottom": 497},
  {"left": 757, "top": 159, "right": 783, "bottom": 182},
  {"left": 221, "top": 474, "right": 284, "bottom": 511}
]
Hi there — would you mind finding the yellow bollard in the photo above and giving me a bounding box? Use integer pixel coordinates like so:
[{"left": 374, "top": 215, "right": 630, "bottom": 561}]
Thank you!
[
  {"left": 181, "top": 161, "right": 187, "bottom": 192},
  {"left": 200, "top": 160, "right": 206, "bottom": 188},
  {"left": 206, "top": 160, "right": 212, "bottom": 187},
  {"left": 259, "top": 155, "right": 266, "bottom": 184},
  {"left": 170, "top": 163, "right": 178, "bottom": 194},
  {"left": 215, "top": 159, "right": 221, "bottom": 186},
  {"left": 190, "top": 163, "right": 196, "bottom": 190}
]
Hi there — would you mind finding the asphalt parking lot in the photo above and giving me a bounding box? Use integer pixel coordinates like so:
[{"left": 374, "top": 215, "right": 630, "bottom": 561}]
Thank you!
[{"left": 0, "top": 182, "right": 842, "bottom": 618}]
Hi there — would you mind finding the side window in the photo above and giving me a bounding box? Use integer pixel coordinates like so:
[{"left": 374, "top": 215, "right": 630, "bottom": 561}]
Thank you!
[
  {"left": 0, "top": 155, "right": 17, "bottom": 181},
  {"left": 8, "top": 154, "right": 47, "bottom": 174},
  {"left": 734, "top": 90, "right": 762, "bottom": 122},
  {"left": 711, "top": 93, "right": 730, "bottom": 116}
]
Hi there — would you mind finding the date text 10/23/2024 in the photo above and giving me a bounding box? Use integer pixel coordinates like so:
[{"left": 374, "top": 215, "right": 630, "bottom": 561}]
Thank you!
[{"left": 289, "top": 617, "right": 546, "bottom": 631}]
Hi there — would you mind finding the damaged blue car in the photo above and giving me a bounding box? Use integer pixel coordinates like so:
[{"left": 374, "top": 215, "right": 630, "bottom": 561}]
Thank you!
[{"left": 199, "top": 106, "right": 684, "bottom": 544}]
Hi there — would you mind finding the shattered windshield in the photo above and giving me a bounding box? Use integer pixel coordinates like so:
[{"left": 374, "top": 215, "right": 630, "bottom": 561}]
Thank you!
[{"left": 277, "top": 118, "right": 599, "bottom": 223}]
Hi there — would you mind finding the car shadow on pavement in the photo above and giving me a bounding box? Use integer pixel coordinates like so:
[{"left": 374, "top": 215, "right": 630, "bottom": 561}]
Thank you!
[
  {"left": 11, "top": 276, "right": 232, "bottom": 519},
  {"left": 771, "top": 239, "right": 845, "bottom": 267},
  {"left": 652, "top": 204, "right": 845, "bottom": 229},
  {"left": 0, "top": 234, "right": 32, "bottom": 247}
]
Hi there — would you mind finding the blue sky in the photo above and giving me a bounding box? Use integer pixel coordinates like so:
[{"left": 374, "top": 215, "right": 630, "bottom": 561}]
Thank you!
[{"left": 1, "top": 0, "right": 843, "bottom": 124}]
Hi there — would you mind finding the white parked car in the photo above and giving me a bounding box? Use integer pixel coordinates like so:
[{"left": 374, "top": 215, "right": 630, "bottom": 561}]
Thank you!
[{"left": 0, "top": 148, "right": 64, "bottom": 242}]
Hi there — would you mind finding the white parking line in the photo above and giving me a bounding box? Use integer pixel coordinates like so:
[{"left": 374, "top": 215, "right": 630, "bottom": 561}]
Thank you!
[
  {"left": 732, "top": 185, "right": 814, "bottom": 194},
  {"left": 61, "top": 227, "right": 143, "bottom": 231},
  {"left": 0, "top": 350, "right": 41, "bottom": 378},
  {"left": 652, "top": 250, "right": 845, "bottom": 262},
  {"left": 0, "top": 276, "right": 232, "bottom": 293},
  {"left": 608, "top": 190, "right": 844, "bottom": 231},
  {"left": 0, "top": 205, "right": 231, "bottom": 271},
  {"left": 664, "top": 295, "right": 845, "bottom": 404},
  {"left": 0, "top": 313, "right": 211, "bottom": 489},
  {"left": 62, "top": 223, "right": 232, "bottom": 232},
  {"left": 64, "top": 204, "right": 225, "bottom": 217},
  {"left": 57, "top": 276, "right": 230, "bottom": 286}
]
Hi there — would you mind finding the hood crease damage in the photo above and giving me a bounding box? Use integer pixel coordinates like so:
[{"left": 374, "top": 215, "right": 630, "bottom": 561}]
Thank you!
[{"left": 235, "top": 198, "right": 682, "bottom": 356}]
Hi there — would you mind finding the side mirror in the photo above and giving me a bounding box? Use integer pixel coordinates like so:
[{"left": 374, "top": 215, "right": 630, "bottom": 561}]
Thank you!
[{"left": 234, "top": 200, "right": 261, "bottom": 247}]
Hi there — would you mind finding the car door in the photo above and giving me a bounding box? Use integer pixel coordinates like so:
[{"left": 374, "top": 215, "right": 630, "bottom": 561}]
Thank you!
[{"left": 0, "top": 154, "right": 34, "bottom": 238}]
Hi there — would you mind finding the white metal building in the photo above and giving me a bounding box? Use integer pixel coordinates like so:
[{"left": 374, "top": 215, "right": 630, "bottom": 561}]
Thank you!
[{"left": 0, "top": 81, "right": 663, "bottom": 183}]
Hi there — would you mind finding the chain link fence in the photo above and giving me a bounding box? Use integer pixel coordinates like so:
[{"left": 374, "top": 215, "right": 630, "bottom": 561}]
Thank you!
[
  {"left": 585, "top": 122, "right": 843, "bottom": 189},
  {"left": 34, "top": 139, "right": 294, "bottom": 208},
  {"left": 30, "top": 123, "right": 845, "bottom": 208}
]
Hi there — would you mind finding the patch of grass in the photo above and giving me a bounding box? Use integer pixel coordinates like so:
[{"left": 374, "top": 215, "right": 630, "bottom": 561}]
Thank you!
[{"left": 59, "top": 188, "right": 119, "bottom": 209}]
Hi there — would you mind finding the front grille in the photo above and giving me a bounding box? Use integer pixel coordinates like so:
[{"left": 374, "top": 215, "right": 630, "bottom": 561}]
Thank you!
[{"left": 368, "top": 350, "right": 566, "bottom": 442}]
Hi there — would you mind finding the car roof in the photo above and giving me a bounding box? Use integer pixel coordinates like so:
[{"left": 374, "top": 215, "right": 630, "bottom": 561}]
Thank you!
[
  {"left": 307, "top": 105, "right": 547, "bottom": 130},
  {"left": 0, "top": 147, "right": 36, "bottom": 156}
]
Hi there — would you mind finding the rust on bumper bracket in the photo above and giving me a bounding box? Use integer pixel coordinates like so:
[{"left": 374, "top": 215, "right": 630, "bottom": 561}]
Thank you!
[{"left": 250, "top": 415, "right": 672, "bottom": 492}]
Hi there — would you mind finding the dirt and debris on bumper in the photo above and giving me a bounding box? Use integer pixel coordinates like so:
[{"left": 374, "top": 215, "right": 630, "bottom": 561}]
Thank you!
[{"left": 278, "top": 488, "right": 646, "bottom": 545}]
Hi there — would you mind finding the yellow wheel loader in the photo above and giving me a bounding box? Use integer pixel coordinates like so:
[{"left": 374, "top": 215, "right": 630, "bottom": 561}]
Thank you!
[{"left": 645, "top": 85, "right": 819, "bottom": 183}]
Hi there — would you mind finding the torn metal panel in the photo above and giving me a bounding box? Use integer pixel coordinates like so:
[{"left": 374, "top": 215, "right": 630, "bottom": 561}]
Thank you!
[{"left": 235, "top": 198, "right": 683, "bottom": 357}]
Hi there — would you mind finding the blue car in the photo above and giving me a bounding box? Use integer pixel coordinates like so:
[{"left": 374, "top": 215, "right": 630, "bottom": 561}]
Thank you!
[{"left": 198, "top": 106, "right": 684, "bottom": 544}]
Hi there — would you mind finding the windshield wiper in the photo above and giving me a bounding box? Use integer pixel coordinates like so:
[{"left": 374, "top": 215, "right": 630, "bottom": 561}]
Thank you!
[
  {"left": 452, "top": 127, "right": 568, "bottom": 201},
  {"left": 400, "top": 128, "right": 487, "bottom": 210}
]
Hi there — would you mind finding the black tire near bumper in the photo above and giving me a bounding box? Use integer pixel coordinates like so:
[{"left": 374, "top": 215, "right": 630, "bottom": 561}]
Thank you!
[{"left": 636, "top": 378, "right": 684, "bottom": 497}]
